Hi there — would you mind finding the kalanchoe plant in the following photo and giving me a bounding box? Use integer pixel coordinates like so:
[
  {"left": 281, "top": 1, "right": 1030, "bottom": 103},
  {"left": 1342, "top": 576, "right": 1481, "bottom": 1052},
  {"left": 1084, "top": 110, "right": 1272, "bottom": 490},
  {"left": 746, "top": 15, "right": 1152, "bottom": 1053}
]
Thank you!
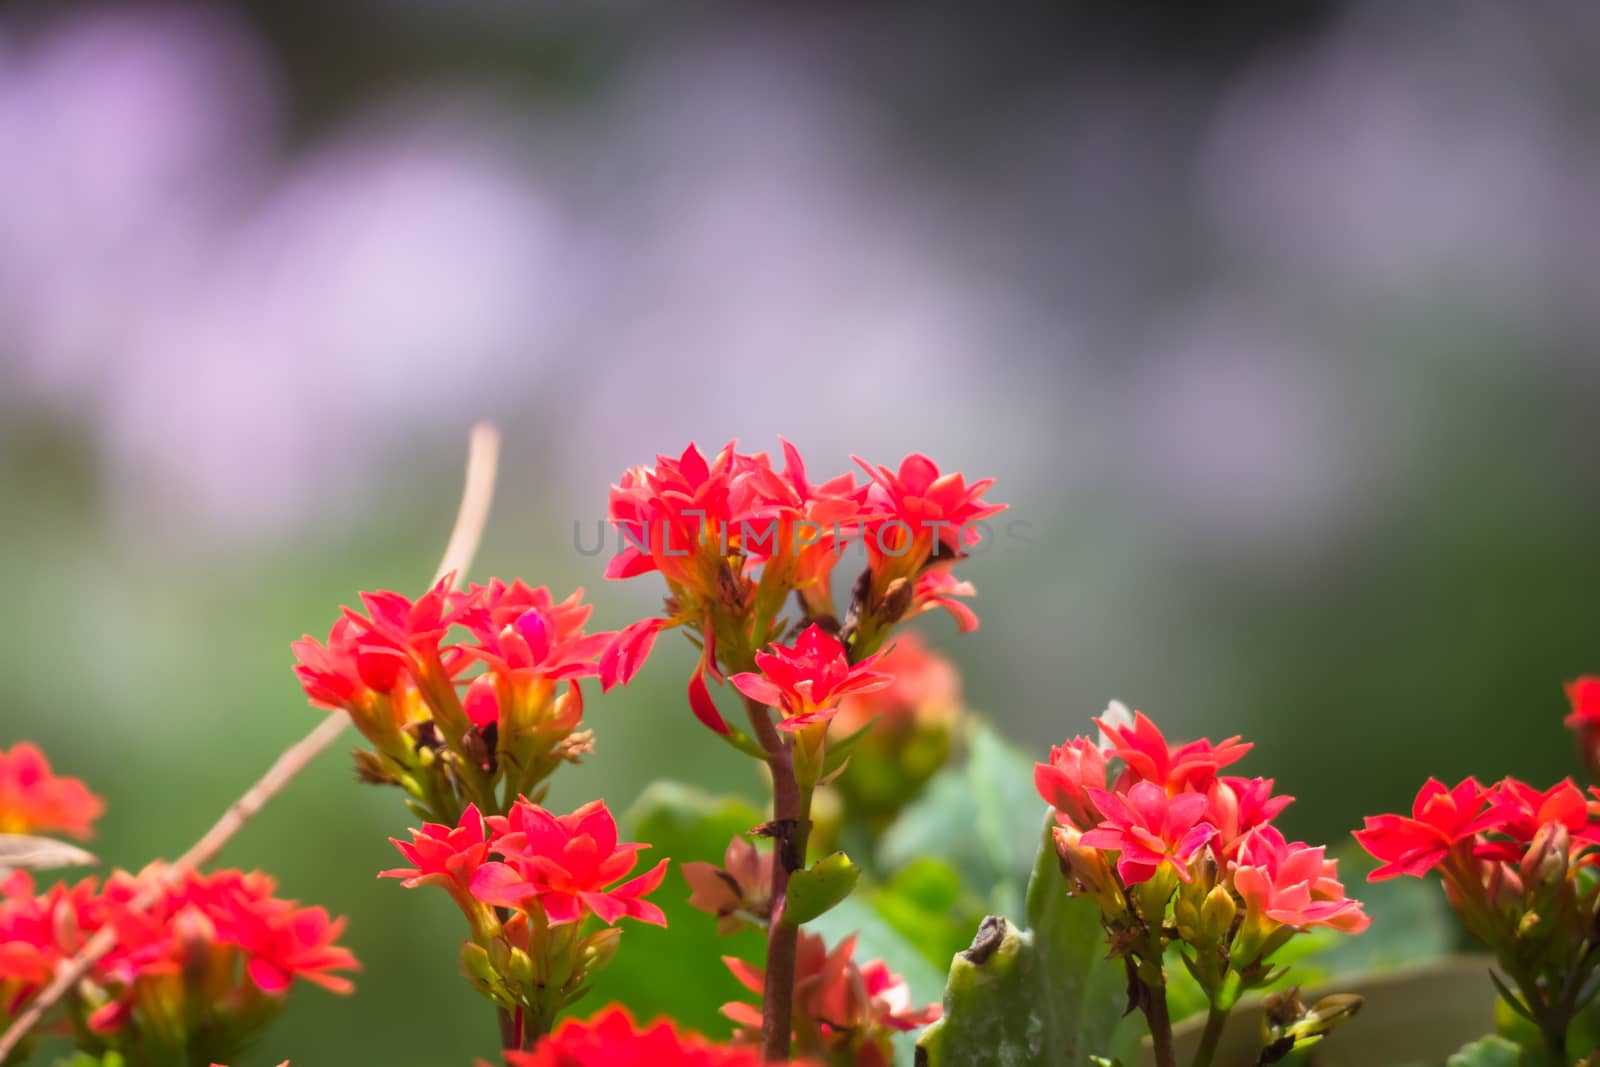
[
  {"left": 382, "top": 798, "right": 667, "bottom": 1048},
  {"left": 0, "top": 781, "right": 355, "bottom": 1067},
  {"left": 597, "top": 440, "right": 1001, "bottom": 1062},
  {"left": 0, "top": 744, "right": 104, "bottom": 841},
  {"left": 1355, "top": 773, "right": 1600, "bottom": 1062},
  {"left": 1036, "top": 708, "right": 1370, "bottom": 1067},
  {"left": 493, "top": 1004, "right": 809, "bottom": 1067}
]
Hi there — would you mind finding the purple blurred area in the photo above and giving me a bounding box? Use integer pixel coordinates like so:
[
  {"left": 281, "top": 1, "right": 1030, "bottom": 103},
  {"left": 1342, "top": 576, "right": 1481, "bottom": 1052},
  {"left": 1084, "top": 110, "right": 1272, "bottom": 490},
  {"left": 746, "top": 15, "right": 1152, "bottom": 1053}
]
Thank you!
[{"left": 1, "top": 1, "right": 1591, "bottom": 544}]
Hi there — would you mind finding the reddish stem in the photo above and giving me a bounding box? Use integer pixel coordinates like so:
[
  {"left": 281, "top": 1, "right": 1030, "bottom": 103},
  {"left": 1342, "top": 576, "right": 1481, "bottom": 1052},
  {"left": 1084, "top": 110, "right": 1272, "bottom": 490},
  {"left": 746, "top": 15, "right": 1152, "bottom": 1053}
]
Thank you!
[{"left": 743, "top": 695, "right": 806, "bottom": 1063}]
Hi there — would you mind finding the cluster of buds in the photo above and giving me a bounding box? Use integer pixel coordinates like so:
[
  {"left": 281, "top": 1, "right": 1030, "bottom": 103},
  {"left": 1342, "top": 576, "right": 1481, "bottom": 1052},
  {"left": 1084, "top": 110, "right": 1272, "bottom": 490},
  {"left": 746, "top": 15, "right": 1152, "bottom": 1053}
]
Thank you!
[
  {"left": 382, "top": 797, "right": 666, "bottom": 1046},
  {"left": 294, "top": 578, "right": 610, "bottom": 822},
  {"left": 0, "top": 741, "right": 104, "bottom": 840},
  {"left": 822, "top": 633, "right": 965, "bottom": 836},
  {"left": 1035, "top": 708, "right": 1368, "bottom": 1063},
  {"left": 0, "top": 864, "right": 354, "bottom": 1067},
  {"left": 1354, "top": 773, "right": 1600, "bottom": 1056}
]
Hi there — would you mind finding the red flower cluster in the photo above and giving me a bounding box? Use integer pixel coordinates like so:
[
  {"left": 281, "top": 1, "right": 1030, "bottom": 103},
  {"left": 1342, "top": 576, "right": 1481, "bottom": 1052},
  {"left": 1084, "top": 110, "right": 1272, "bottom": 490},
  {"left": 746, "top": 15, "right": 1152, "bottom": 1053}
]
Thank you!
[
  {"left": 1354, "top": 770, "right": 1600, "bottom": 1048},
  {"left": 0, "top": 866, "right": 354, "bottom": 1057},
  {"left": 385, "top": 798, "right": 666, "bottom": 929},
  {"left": 501, "top": 1005, "right": 788, "bottom": 1067},
  {"left": 384, "top": 797, "right": 665, "bottom": 1045},
  {"left": 0, "top": 742, "right": 104, "bottom": 840},
  {"left": 1037, "top": 710, "right": 1366, "bottom": 986},
  {"left": 1353, "top": 774, "right": 1600, "bottom": 897},
  {"left": 293, "top": 577, "right": 610, "bottom": 815},
  {"left": 723, "top": 930, "right": 939, "bottom": 1067},
  {"left": 598, "top": 441, "right": 1003, "bottom": 698}
]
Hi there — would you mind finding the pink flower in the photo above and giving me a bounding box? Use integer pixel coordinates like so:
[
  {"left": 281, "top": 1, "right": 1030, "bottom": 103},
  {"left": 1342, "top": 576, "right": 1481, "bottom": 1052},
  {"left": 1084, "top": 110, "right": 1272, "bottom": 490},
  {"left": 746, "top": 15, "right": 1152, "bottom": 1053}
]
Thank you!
[
  {"left": 1353, "top": 778, "right": 1509, "bottom": 880},
  {"left": 0, "top": 742, "right": 104, "bottom": 840},
  {"left": 730, "top": 625, "right": 894, "bottom": 731},
  {"left": 1206, "top": 777, "right": 1294, "bottom": 857},
  {"left": 1034, "top": 737, "right": 1108, "bottom": 831},
  {"left": 1232, "top": 827, "right": 1370, "bottom": 939},
  {"left": 381, "top": 804, "right": 490, "bottom": 900},
  {"left": 1081, "top": 780, "right": 1217, "bottom": 885},
  {"left": 1096, "top": 711, "right": 1250, "bottom": 794},
  {"left": 459, "top": 581, "right": 612, "bottom": 687},
  {"left": 471, "top": 799, "right": 667, "bottom": 927},
  {"left": 724, "top": 931, "right": 939, "bottom": 1065},
  {"left": 681, "top": 836, "right": 773, "bottom": 935}
]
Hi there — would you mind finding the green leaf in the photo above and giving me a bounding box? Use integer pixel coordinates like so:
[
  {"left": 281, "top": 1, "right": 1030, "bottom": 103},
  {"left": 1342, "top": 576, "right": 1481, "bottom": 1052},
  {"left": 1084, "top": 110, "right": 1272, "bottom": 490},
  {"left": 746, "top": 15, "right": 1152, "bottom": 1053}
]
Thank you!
[
  {"left": 585, "top": 782, "right": 766, "bottom": 1036},
  {"left": 869, "top": 858, "right": 989, "bottom": 972},
  {"left": 784, "top": 850, "right": 861, "bottom": 926},
  {"left": 876, "top": 719, "right": 1040, "bottom": 916},
  {"left": 915, "top": 816, "right": 1143, "bottom": 1067},
  {"left": 1446, "top": 1035, "right": 1523, "bottom": 1067}
]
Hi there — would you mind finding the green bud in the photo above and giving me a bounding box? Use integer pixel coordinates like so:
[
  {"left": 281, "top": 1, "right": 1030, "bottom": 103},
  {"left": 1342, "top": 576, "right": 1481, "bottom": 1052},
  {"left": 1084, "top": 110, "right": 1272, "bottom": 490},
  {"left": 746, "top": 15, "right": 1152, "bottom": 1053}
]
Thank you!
[{"left": 1200, "top": 885, "right": 1238, "bottom": 946}]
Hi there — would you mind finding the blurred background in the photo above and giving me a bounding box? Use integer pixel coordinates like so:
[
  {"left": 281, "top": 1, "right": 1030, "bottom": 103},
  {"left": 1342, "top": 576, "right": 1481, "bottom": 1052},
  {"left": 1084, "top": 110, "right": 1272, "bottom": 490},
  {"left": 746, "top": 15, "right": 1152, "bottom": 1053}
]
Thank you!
[{"left": 3, "top": 1, "right": 1599, "bottom": 1061}]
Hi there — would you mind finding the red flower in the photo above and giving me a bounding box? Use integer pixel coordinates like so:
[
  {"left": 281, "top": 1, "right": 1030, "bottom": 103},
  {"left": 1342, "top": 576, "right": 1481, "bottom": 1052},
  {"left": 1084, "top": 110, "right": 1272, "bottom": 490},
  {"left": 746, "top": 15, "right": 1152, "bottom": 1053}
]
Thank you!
[
  {"left": 231, "top": 901, "right": 358, "bottom": 996},
  {"left": 739, "top": 440, "right": 871, "bottom": 618},
  {"left": 1353, "top": 778, "right": 1510, "bottom": 880},
  {"left": 1081, "top": 780, "right": 1217, "bottom": 885},
  {"left": 503, "top": 1005, "right": 770, "bottom": 1067},
  {"left": 1232, "top": 827, "right": 1370, "bottom": 938},
  {"left": 730, "top": 625, "right": 894, "bottom": 731},
  {"left": 339, "top": 575, "right": 476, "bottom": 672},
  {"left": 459, "top": 581, "right": 611, "bottom": 687},
  {"left": 598, "top": 618, "right": 667, "bottom": 692},
  {"left": 1034, "top": 737, "right": 1109, "bottom": 831},
  {"left": 1476, "top": 778, "right": 1596, "bottom": 861},
  {"left": 1096, "top": 711, "right": 1250, "bottom": 794},
  {"left": 381, "top": 804, "right": 490, "bottom": 899},
  {"left": 471, "top": 799, "right": 667, "bottom": 926},
  {"left": 0, "top": 742, "right": 104, "bottom": 840},
  {"left": 605, "top": 442, "right": 754, "bottom": 589},
  {"left": 852, "top": 453, "right": 1006, "bottom": 580},
  {"left": 1564, "top": 676, "right": 1600, "bottom": 728},
  {"left": 0, "top": 865, "right": 356, "bottom": 1045}
]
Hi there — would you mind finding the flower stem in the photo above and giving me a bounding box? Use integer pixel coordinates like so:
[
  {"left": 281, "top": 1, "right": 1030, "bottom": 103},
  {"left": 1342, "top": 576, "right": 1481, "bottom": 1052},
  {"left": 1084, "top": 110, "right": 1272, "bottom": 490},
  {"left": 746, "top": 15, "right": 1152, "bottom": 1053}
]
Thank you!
[
  {"left": 1144, "top": 980, "right": 1178, "bottom": 1067},
  {"left": 1191, "top": 1004, "right": 1228, "bottom": 1067},
  {"left": 743, "top": 695, "right": 807, "bottom": 1063}
]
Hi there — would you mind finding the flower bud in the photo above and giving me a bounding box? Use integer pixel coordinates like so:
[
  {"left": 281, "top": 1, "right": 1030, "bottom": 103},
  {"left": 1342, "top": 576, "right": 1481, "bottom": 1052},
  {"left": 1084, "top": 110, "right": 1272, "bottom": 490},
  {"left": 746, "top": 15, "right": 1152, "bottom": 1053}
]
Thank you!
[
  {"left": 1201, "top": 884, "right": 1238, "bottom": 946},
  {"left": 1519, "top": 822, "right": 1569, "bottom": 896}
]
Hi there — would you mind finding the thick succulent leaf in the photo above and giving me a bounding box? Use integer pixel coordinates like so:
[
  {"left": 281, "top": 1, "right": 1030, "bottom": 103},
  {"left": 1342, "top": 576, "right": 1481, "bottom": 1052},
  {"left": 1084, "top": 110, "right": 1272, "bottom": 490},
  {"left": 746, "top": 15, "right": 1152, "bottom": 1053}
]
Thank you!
[
  {"left": 915, "top": 816, "right": 1142, "bottom": 1067},
  {"left": 1445, "top": 1035, "right": 1523, "bottom": 1067},
  {"left": 784, "top": 850, "right": 861, "bottom": 926},
  {"left": 586, "top": 782, "right": 767, "bottom": 1035}
]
